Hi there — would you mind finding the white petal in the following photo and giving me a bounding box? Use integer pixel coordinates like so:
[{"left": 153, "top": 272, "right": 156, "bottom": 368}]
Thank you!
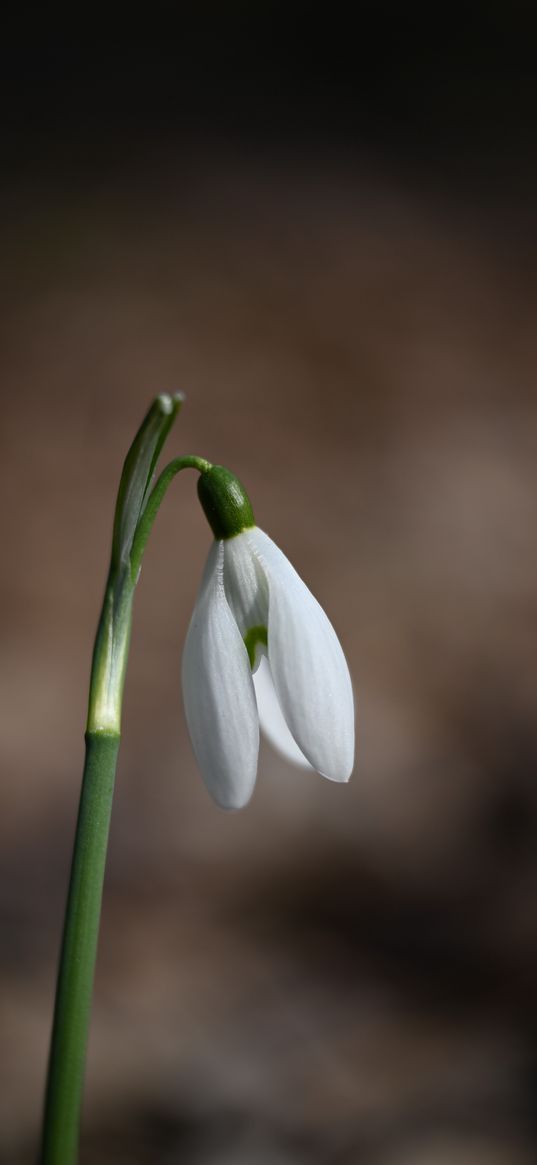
[
  {"left": 254, "top": 655, "right": 312, "bottom": 768},
  {"left": 247, "top": 528, "right": 355, "bottom": 782},
  {"left": 182, "top": 541, "right": 259, "bottom": 809},
  {"left": 222, "top": 531, "right": 268, "bottom": 641}
]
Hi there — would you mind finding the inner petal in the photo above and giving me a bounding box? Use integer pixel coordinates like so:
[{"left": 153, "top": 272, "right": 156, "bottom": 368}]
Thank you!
[
  {"left": 253, "top": 656, "right": 312, "bottom": 769},
  {"left": 223, "top": 532, "right": 268, "bottom": 641}
]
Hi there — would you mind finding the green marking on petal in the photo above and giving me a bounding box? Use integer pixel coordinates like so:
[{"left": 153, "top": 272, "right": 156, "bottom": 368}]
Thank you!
[{"left": 243, "top": 624, "right": 268, "bottom": 669}]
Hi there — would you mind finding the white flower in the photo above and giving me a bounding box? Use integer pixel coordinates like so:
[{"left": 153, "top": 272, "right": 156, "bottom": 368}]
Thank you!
[{"left": 182, "top": 526, "right": 355, "bottom": 809}]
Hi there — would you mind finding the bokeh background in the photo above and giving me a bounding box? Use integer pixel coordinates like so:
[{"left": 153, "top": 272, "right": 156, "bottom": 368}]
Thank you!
[{"left": 1, "top": 12, "right": 537, "bottom": 1164}]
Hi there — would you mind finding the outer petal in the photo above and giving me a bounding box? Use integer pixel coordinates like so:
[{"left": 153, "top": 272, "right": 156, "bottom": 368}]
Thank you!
[
  {"left": 253, "top": 655, "right": 312, "bottom": 768},
  {"left": 247, "top": 528, "right": 354, "bottom": 782},
  {"left": 182, "top": 541, "right": 259, "bottom": 809}
]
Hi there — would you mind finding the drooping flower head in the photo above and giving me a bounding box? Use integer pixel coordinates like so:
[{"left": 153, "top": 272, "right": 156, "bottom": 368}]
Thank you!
[{"left": 182, "top": 466, "right": 355, "bottom": 809}]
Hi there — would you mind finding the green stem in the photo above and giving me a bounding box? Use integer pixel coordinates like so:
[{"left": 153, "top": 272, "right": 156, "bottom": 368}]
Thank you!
[
  {"left": 40, "top": 731, "right": 121, "bottom": 1165},
  {"left": 130, "top": 455, "right": 211, "bottom": 583},
  {"left": 40, "top": 397, "right": 210, "bottom": 1161},
  {"left": 40, "top": 560, "right": 135, "bottom": 1163}
]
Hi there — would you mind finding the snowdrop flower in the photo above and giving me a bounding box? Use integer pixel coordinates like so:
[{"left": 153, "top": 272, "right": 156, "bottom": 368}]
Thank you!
[{"left": 182, "top": 466, "right": 355, "bottom": 809}]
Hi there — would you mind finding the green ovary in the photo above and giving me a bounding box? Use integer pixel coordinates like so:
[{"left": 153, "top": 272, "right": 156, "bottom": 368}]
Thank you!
[{"left": 243, "top": 625, "right": 268, "bottom": 669}]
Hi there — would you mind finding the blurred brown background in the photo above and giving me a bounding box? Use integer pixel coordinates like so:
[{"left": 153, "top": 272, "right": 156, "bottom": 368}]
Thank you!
[{"left": 1, "top": 12, "right": 537, "bottom": 1164}]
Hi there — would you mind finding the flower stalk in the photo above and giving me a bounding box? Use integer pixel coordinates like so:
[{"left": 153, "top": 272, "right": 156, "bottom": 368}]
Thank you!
[
  {"left": 40, "top": 395, "right": 207, "bottom": 1164},
  {"left": 40, "top": 731, "right": 120, "bottom": 1165}
]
